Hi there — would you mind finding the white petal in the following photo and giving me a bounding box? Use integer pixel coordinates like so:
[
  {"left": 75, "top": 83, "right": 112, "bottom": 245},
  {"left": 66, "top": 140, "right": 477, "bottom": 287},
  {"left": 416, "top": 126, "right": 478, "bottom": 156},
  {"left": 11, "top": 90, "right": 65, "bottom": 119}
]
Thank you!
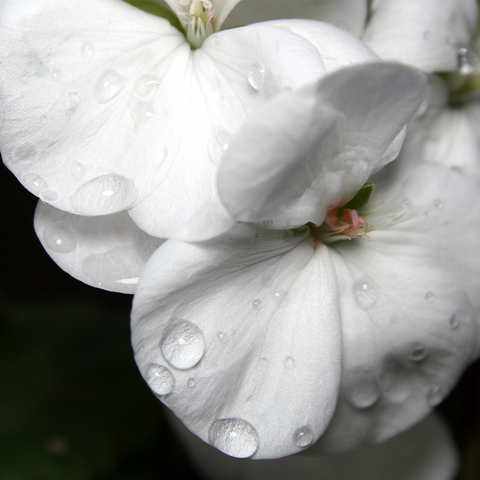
[
  {"left": 316, "top": 163, "right": 480, "bottom": 452},
  {"left": 223, "top": 0, "right": 368, "bottom": 37},
  {"left": 34, "top": 201, "right": 164, "bottom": 294},
  {"left": 218, "top": 63, "right": 426, "bottom": 228},
  {"left": 171, "top": 413, "right": 458, "bottom": 480},
  {"left": 131, "top": 225, "right": 342, "bottom": 459},
  {"left": 363, "top": 0, "right": 478, "bottom": 72}
]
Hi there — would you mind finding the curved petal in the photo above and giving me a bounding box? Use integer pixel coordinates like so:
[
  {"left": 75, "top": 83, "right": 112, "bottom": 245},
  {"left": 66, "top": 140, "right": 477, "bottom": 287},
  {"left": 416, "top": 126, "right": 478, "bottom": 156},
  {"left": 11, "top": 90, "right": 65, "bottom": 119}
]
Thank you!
[
  {"left": 316, "top": 163, "right": 480, "bottom": 452},
  {"left": 223, "top": 0, "right": 368, "bottom": 37},
  {"left": 363, "top": 0, "right": 478, "bottom": 72},
  {"left": 131, "top": 225, "right": 342, "bottom": 459},
  {"left": 34, "top": 201, "right": 164, "bottom": 294},
  {"left": 218, "top": 63, "right": 427, "bottom": 228}
]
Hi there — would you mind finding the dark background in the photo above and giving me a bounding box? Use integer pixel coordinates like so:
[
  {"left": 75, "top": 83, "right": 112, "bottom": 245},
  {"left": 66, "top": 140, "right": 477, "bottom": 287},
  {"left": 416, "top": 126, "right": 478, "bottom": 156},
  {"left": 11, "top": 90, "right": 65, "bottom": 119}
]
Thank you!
[{"left": 1, "top": 162, "right": 480, "bottom": 480}]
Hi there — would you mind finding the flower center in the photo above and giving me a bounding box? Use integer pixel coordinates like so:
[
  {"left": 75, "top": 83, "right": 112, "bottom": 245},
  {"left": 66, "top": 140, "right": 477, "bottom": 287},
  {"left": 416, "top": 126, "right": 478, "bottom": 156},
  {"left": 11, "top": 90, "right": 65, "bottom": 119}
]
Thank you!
[{"left": 178, "top": 0, "right": 215, "bottom": 49}]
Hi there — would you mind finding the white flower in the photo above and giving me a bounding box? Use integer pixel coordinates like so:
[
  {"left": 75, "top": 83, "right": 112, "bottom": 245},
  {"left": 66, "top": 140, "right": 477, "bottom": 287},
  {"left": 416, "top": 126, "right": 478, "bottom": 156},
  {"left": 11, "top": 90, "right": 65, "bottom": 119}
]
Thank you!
[
  {"left": 127, "top": 63, "right": 468, "bottom": 460},
  {"left": 0, "top": 0, "right": 377, "bottom": 243}
]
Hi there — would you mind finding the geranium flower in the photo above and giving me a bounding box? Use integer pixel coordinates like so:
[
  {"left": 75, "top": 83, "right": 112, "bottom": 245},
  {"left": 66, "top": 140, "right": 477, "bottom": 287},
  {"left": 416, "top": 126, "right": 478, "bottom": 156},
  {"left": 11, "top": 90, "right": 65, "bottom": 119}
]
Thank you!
[
  {"left": 0, "top": 0, "right": 377, "bottom": 243},
  {"left": 128, "top": 63, "right": 456, "bottom": 459}
]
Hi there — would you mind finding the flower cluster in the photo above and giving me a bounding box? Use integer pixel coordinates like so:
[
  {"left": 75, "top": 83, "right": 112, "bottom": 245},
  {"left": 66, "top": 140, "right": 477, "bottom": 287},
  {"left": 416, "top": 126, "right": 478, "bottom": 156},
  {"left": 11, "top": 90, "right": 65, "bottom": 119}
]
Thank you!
[{"left": 1, "top": 0, "right": 480, "bottom": 465}]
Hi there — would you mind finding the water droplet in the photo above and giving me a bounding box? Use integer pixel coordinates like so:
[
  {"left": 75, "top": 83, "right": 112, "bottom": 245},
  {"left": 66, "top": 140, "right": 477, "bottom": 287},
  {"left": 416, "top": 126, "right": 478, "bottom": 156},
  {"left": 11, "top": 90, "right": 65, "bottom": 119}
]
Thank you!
[
  {"left": 423, "top": 30, "right": 432, "bottom": 41},
  {"left": 247, "top": 63, "right": 266, "bottom": 91},
  {"left": 160, "top": 321, "right": 205, "bottom": 370},
  {"left": 43, "top": 223, "right": 77, "bottom": 253},
  {"left": 146, "top": 364, "right": 175, "bottom": 396},
  {"left": 211, "top": 35, "right": 221, "bottom": 47},
  {"left": 50, "top": 68, "right": 62, "bottom": 81},
  {"left": 93, "top": 70, "right": 127, "bottom": 104},
  {"left": 70, "top": 161, "right": 86, "bottom": 181},
  {"left": 410, "top": 344, "right": 428, "bottom": 362},
  {"left": 425, "top": 291, "right": 435, "bottom": 303},
  {"left": 353, "top": 278, "right": 379, "bottom": 310},
  {"left": 39, "top": 189, "right": 60, "bottom": 203},
  {"left": 14, "top": 144, "right": 37, "bottom": 162},
  {"left": 209, "top": 126, "right": 233, "bottom": 165},
  {"left": 230, "top": 330, "right": 236, "bottom": 336},
  {"left": 131, "top": 100, "right": 155, "bottom": 127},
  {"left": 69, "top": 174, "right": 138, "bottom": 215},
  {"left": 283, "top": 356, "right": 296, "bottom": 370},
  {"left": 403, "top": 198, "right": 412, "bottom": 207},
  {"left": 449, "top": 314, "right": 459, "bottom": 329},
  {"left": 259, "top": 357, "right": 268, "bottom": 366},
  {"left": 24, "top": 174, "right": 47, "bottom": 195},
  {"left": 427, "top": 386, "right": 442, "bottom": 406},
  {"left": 433, "top": 199, "right": 444, "bottom": 209},
  {"left": 273, "top": 290, "right": 288, "bottom": 305},
  {"left": 68, "top": 92, "right": 80, "bottom": 105},
  {"left": 346, "top": 366, "right": 381, "bottom": 409},
  {"left": 134, "top": 344, "right": 145, "bottom": 355},
  {"left": 135, "top": 75, "right": 161, "bottom": 97},
  {"left": 208, "top": 418, "right": 259, "bottom": 458},
  {"left": 217, "top": 332, "right": 228, "bottom": 344},
  {"left": 252, "top": 299, "right": 262, "bottom": 310},
  {"left": 457, "top": 47, "right": 479, "bottom": 75},
  {"left": 40, "top": 115, "right": 48, "bottom": 125},
  {"left": 187, "top": 378, "right": 196, "bottom": 388},
  {"left": 292, "top": 426, "right": 313, "bottom": 448},
  {"left": 81, "top": 43, "right": 95, "bottom": 58}
]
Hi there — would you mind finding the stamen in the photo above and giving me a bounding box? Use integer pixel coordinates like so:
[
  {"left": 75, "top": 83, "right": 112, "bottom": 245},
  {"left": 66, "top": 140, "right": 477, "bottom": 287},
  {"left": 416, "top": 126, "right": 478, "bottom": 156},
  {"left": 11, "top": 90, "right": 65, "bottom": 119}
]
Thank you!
[{"left": 177, "top": 0, "right": 215, "bottom": 49}]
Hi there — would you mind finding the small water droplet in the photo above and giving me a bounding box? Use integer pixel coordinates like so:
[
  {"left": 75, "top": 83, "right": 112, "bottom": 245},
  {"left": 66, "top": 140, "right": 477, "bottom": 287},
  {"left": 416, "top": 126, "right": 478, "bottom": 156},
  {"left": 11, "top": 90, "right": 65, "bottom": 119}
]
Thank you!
[
  {"left": 70, "top": 161, "right": 86, "bottom": 181},
  {"left": 346, "top": 366, "right": 381, "bottom": 409},
  {"left": 423, "top": 30, "right": 432, "bottom": 41},
  {"left": 403, "top": 198, "right": 412, "bottom": 207},
  {"left": 433, "top": 199, "right": 444, "bottom": 209},
  {"left": 160, "top": 321, "right": 205, "bottom": 370},
  {"left": 43, "top": 223, "right": 77, "bottom": 253},
  {"left": 81, "top": 43, "right": 95, "bottom": 58},
  {"left": 208, "top": 418, "right": 259, "bottom": 458},
  {"left": 410, "top": 344, "right": 428, "bottom": 362},
  {"left": 283, "top": 356, "right": 296, "bottom": 370},
  {"left": 211, "top": 35, "right": 221, "bottom": 46},
  {"left": 69, "top": 174, "right": 138, "bottom": 215},
  {"left": 252, "top": 299, "right": 262, "bottom": 310},
  {"left": 449, "top": 314, "right": 459, "bottom": 329},
  {"left": 134, "top": 344, "right": 145, "bottom": 355},
  {"left": 259, "top": 357, "right": 268, "bottom": 366},
  {"left": 353, "top": 278, "right": 379, "bottom": 310},
  {"left": 146, "top": 364, "right": 175, "bottom": 396},
  {"left": 209, "top": 126, "right": 233, "bottom": 165},
  {"left": 40, "top": 115, "right": 48, "bottom": 125},
  {"left": 24, "top": 174, "right": 48, "bottom": 196},
  {"left": 217, "top": 332, "right": 228, "bottom": 344},
  {"left": 230, "top": 330, "right": 236, "bottom": 336},
  {"left": 39, "top": 188, "right": 60, "bottom": 203},
  {"left": 50, "top": 68, "right": 62, "bottom": 81},
  {"left": 458, "top": 47, "right": 478, "bottom": 75},
  {"left": 425, "top": 291, "right": 435, "bottom": 303},
  {"left": 135, "top": 75, "right": 161, "bottom": 97},
  {"left": 292, "top": 426, "right": 313, "bottom": 448},
  {"left": 68, "top": 92, "right": 81, "bottom": 106},
  {"left": 247, "top": 63, "right": 266, "bottom": 91},
  {"left": 131, "top": 100, "right": 155, "bottom": 127},
  {"left": 94, "top": 70, "right": 127, "bottom": 104},
  {"left": 427, "top": 386, "right": 442, "bottom": 406},
  {"left": 187, "top": 378, "right": 196, "bottom": 388},
  {"left": 273, "top": 290, "right": 288, "bottom": 305}
]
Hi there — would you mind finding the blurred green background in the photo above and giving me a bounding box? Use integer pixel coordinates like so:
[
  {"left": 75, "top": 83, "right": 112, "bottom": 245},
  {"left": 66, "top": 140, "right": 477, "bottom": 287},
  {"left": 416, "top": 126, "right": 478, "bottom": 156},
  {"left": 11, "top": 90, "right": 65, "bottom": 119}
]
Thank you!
[{"left": 1, "top": 159, "right": 480, "bottom": 480}]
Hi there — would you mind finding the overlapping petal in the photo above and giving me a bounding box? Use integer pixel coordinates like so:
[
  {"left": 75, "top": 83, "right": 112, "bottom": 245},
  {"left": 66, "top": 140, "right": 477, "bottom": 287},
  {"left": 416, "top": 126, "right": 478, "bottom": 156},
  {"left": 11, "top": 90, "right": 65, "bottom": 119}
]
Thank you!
[
  {"left": 217, "top": 63, "right": 426, "bottom": 229},
  {"left": 363, "top": 0, "right": 478, "bottom": 72},
  {"left": 131, "top": 225, "right": 342, "bottom": 458},
  {"left": 34, "top": 201, "right": 164, "bottom": 294}
]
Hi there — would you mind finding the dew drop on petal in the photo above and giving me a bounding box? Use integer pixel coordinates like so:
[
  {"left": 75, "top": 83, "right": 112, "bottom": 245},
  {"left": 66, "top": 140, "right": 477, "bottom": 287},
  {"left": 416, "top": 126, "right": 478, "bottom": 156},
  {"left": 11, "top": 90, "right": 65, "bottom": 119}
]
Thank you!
[
  {"left": 39, "top": 189, "right": 60, "bottom": 203},
  {"left": 68, "top": 92, "right": 81, "bottom": 105},
  {"left": 131, "top": 101, "right": 155, "bottom": 127},
  {"left": 252, "top": 299, "right": 262, "bottom": 310},
  {"left": 449, "top": 314, "right": 459, "bottom": 329},
  {"left": 70, "top": 161, "right": 86, "bottom": 181},
  {"left": 81, "top": 43, "right": 95, "bottom": 58},
  {"left": 211, "top": 35, "right": 221, "bottom": 47},
  {"left": 146, "top": 364, "right": 175, "bottom": 396},
  {"left": 433, "top": 199, "right": 444, "bottom": 209},
  {"left": 403, "top": 198, "right": 412, "bottom": 207},
  {"left": 353, "top": 278, "right": 379, "bottom": 310},
  {"left": 457, "top": 47, "right": 479, "bottom": 76},
  {"left": 160, "top": 321, "right": 205, "bottom": 370},
  {"left": 346, "top": 366, "right": 381, "bottom": 409},
  {"left": 292, "top": 426, "right": 314, "bottom": 448},
  {"left": 94, "top": 70, "right": 127, "bottom": 103},
  {"left": 427, "top": 386, "right": 443, "bottom": 406},
  {"left": 209, "top": 126, "right": 233, "bottom": 165},
  {"left": 208, "top": 418, "right": 259, "bottom": 458},
  {"left": 24, "top": 174, "right": 48, "bottom": 196},
  {"left": 187, "top": 378, "right": 196, "bottom": 388},
  {"left": 259, "top": 357, "right": 268, "bottom": 366},
  {"left": 283, "top": 356, "right": 296, "bottom": 370},
  {"left": 135, "top": 75, "right": 161, "bottom": 97},
  {"left": 410, "top": 344, "right": 428, "bottom": 362},
  {"left": 217, "top": 332, "right": 228, "bottom": 344},
  {"left": 425, "top": 291, "right": 435, "bottom": 303},
  {"left": 43, "top": 224, "right": 77, "bottom": 253},
  {"left": 247, "top": 63, "right": 266, "bottom": 91},
  {"left": 69, "top": 174, "right": 138, "bottom": 215}
]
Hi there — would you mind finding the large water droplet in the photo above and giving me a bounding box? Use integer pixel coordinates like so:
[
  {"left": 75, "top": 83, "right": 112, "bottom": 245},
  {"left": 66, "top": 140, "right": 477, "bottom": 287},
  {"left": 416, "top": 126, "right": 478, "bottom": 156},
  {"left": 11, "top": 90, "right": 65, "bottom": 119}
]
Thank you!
[
  {"left": 81, "top": 43, "right": 95, "bottom": 58},
  {"left": 208, "top": 418, "right": 259, "bottom": 458},
  {"left": 457, "top": 47, "right": 479, "bottom": 75},
  {"left": 425, "top": 291, "right": 435, "bottom": 303},
  {"left": 70, "top": 161, "right": 86, "bottom": 181},
  {"left": 292, "top": 426, "right": 313, "bottom": 448},
  {"left": 346, "top": 366, "right": 381, "bottom": 409},
  {"left": 146, "top": 364, "right": 175, "bottom": 396},
  {"left": 427, "top": 386, "right": 442, "bottom": 406},
  {"left": 94, "top": 70, "right": 127, "bottom": 103},
  {"left": 40, "top": 189, "right": 60, "bottom": 203},
  {"left": 353, "top": 278, "right": 379, "bottom": 310},
  {"left": 217, "top": 332, "right": 228, "bottom": 344},
  {"left": 69, "top": 174, "right": 138, "bottom": 215},
  {"left": 410, "top": 344, "right": 428, "bottom": 362},
  {"left": 283, "top": 356, "right": 296, "bottom": 370},
  {"left": 160, "top": 321, "right": 205, "bottom": 370},
  {"left": 252, "top": 299, "right": 262, "bottom": 310},
  {"left": 248, "top": 63, "right": 266, "bottom": 91},
  {"left": 24, "top": 174, "right": 48, "bottom": 196},
  {"left": 43, "top": 223, "right": 77, "bottom": 253},
  {"left": 135, "top": 75, "right": 161, "bottom": 97}
]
